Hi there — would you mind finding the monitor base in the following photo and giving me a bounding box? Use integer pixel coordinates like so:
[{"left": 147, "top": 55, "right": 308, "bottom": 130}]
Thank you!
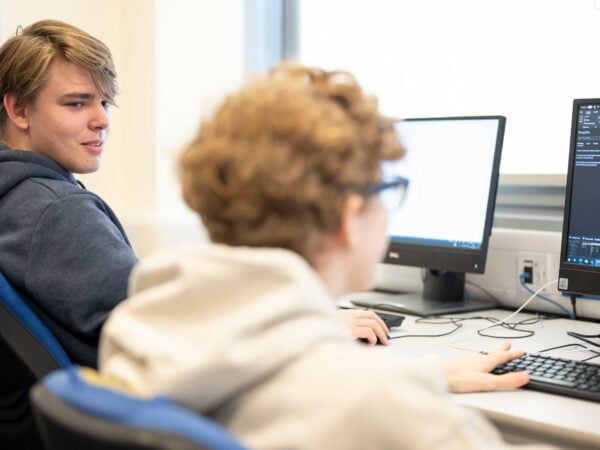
[{"left": 347, "top": 290, "right": 496, "bottom": 316}]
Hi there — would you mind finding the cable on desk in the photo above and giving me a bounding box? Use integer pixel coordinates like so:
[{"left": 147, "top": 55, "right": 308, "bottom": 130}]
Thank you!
[
  {"left": 447, "top": 316, "right": 550, "bottom": 352},
  {"left": 476, "top": 315, "right": 543, "bottom": 339},
  {"left": 464, "top": 279, "right": 502, "bottom": 307},
  {"left": 538, "top": 342, "right": 600, "bottom": 363},
  {"left": 389, "top": 315, "right": 546, "bottom": 341},
  {"left": 518, "top": 273, "right": 574, "bottom": 319},
  {"left": 388, "top": 316, "right": 464, "bottom": 340},
  {"left": 566, "top": 331, "right": 600, "bottom": 348},
  {"left": 361, "top": 304, "right": 465, "bottom": 339},
  {"left": 476, "top": 279, "right": 559, "bottom": 338},
  {"left": 539, "top": 342, "right": 587, "bottom": 353},
  {"left": 570, "top": 293, "right": 578, "bottom": 320},
  {"left": 581, "top": 353, "right": 600, "bottom": 362}
]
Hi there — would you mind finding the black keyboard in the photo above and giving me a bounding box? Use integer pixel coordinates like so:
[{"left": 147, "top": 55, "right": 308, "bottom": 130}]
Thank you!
[
  {"left": 376, "top": 312, "right": 405, "bottom": 328},
  {"left": 493, "top": 353, "right": 600, "bottom": 402}
]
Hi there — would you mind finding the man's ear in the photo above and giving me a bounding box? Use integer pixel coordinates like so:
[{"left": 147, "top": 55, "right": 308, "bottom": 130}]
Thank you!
[
  {"left": 3, "top": 93, "right": 30, "bottom": 131},
  {"left": 336, "top": 194, "right": 364, "bottom": 250}
]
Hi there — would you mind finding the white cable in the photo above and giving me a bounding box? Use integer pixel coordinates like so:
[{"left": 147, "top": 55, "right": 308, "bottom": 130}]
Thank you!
[{"left": 477, "top": 278, "right": 558, "bottom": 333}]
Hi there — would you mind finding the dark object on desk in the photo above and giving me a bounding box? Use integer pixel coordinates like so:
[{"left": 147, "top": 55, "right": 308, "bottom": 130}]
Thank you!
[
  {"left": 377, "top": 311, "right": 405, "bottom": 329},
  {"left": 357, "top": 312, "right": 404, "bottom": 345},
  {"left": 358, "top": 335, "right": 390, "bottom": 346},
  {"left": 493, "top": 353, "right": 600, "bottom": 403}
]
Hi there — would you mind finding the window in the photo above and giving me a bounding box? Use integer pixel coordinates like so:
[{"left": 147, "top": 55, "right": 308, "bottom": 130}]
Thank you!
[
  {"left": 262, "top": 0, "right": 600, "bottom": 231},
  {"left": 295, "top": 0, "right": 600, "bottom": 176}
]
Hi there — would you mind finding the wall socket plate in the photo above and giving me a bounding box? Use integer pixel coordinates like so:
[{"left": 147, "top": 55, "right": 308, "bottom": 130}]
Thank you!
[{"left": 517, "top": 251, "right": 552, "bottom": 293}]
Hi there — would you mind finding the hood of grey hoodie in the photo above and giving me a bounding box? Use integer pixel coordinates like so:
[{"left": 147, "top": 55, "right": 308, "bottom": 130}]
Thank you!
[
  {"left": 99, "top": 244, "right": 350, "bottom": 412},
  {"left": 0, "top": 144, "right": 78, "bottom": 197}
]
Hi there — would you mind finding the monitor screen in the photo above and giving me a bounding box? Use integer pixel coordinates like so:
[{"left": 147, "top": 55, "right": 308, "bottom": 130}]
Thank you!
[
  {"left": 558, "top": 99, "right": 600, "bottom": 297},
  {"left": 349, "top": 116, "right": 504, "bottom": 316},
  {"left": 383, "top": 116, "right": 504, "bottom": 273}
]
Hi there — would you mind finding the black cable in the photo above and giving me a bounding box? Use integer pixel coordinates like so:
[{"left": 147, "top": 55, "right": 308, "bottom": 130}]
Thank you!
[
  {"left": 476, "top": 315, "right": 542, "bottom": 339},
  {"left": 388, "top": 315, "right": 545, "bottom": 340},
  {"left": 357, "top": 301, "right": 551, "bottom": 341},
  {"left": 570, "top": 293, "right": 578, "bottom": 320},
  {"left": 389, "top": 317, "right": 463, "bottom": 340},
  {"left": 566, "top": 331, "right": 600, "bottom": 348},
  {"left": 581, "top": 352, "right": 600, "bottom": 362},
  {"left": 534, "top": 342, "right": 600, "bottom": 363},
  {"left": 464, "top": 279, "right": 503, "bottom": 306},
  {"left": 538, "top": 343, "right": 587, "bottom": 353}
]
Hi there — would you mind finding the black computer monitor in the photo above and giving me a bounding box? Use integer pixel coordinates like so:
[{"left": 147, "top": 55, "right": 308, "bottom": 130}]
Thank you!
[
  {"left": 558, "top": 99, "right": 600, "bottom": 297},
  {"left": 351, "top": 116, "right": 505, "bottom": 316}
]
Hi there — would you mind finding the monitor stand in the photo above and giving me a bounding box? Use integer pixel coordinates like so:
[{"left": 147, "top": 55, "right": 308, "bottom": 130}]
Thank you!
[{"left": 347, "top": 270, "right": 496, "bottom": 316}]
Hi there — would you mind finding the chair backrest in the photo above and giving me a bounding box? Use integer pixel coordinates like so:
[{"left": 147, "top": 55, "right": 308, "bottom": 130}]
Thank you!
[
  {"left": 0, "top": 270, "right": 72, "bottom": 450},
  {"left": 0, "top": 271, "right": 71, "bottom": 374},
  {"left": 30, "top": 368, "right": 248, "bottom": 450}
]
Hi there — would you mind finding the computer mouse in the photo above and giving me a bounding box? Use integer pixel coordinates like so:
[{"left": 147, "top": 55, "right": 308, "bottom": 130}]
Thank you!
[{"left": 358, "top": 334, "right": 391, "bottom": 346}]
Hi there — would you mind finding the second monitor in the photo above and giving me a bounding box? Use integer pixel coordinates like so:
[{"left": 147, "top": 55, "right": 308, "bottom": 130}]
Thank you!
[{"left": 351, "top": 116, "right": 505, "bottom": 316}]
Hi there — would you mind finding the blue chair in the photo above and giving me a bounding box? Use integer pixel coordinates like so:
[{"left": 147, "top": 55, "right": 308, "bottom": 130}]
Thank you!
[
  {"left": 30, "top": 368, "right": 248, "bottom": 450},
  {"left": 0, "top": 270, "right": 72, "bottom": 449}
]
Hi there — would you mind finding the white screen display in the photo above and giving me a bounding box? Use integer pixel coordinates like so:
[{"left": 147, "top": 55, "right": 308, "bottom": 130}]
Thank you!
[{"left": 383, "top": 118, "right": 500, "bottom": 248}]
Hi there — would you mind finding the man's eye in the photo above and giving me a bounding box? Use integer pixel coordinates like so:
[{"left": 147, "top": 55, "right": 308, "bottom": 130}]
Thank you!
[
  {"left": 101, "top": 100, "right": 110, "bottom": 110},
  {"left": 66, "top": 102, "right": 84, "bottom": 108}
]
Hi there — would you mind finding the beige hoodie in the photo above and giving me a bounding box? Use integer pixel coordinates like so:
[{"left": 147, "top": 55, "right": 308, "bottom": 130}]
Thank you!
[{"left": 99, "top": 244, "right": 552, "bottom": 450}]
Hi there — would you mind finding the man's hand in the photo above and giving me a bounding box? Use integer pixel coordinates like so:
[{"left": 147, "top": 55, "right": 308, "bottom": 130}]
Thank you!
[
  {"left": 445, "top": 342, "right": 530, "bottom": 393},
  {"left": 338, "top": 309, "right": 389, "bottom": 346}
]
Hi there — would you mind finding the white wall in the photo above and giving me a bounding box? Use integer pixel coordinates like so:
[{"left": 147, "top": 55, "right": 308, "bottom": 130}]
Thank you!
[
  {"left": 154, "top": 0, "right": 244, "bottom": 216},
  {"left": 127, "top": 0, "right": 245, "bottom": 257}
]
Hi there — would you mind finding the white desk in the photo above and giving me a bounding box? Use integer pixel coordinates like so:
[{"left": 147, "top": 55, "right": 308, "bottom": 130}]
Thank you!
[{"left": 383, "top": 309, "right": 600, "bottom": 450}]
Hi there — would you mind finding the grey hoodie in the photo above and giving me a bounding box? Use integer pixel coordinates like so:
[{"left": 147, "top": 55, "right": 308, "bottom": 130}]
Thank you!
[{"left": 0, "top": 144, "right": 137, "bottom": 366}]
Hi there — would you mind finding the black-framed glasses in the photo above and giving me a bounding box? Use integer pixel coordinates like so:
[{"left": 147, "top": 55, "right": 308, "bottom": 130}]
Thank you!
[{"left": 359, "top": 176, "right": 409, "bottom": 209}]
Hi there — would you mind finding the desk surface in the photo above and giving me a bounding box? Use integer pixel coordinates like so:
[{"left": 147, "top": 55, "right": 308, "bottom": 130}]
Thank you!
[{"left": 381, "top": 309, "right": 600, "bottom": 449}]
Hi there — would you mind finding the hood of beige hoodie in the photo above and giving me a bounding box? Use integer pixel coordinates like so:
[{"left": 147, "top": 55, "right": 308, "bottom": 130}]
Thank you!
[{"left": 99, "top": 244, "right": 350, "bottom": 412}]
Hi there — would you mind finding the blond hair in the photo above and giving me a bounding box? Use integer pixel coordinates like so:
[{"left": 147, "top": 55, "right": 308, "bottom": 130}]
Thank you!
[
  {"left": 0, "top": 19, "right": 117, "bottom": 137},
  {"left": 180, "top": 64, "right": 404, "bottom": 262}
]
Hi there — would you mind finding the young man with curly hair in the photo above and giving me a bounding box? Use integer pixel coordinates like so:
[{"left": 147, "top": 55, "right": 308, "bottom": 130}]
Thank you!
[{"left": 100, "top": 64, "right": 540, "bottom": 449}]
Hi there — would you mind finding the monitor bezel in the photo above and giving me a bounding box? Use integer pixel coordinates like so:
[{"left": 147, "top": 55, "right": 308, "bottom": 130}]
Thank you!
[
  {"left": 383, "top": 115, "right": 506, "bottom": 274},
  {"left": 558, "top": 98, "right": 600, "bottom": 296}
]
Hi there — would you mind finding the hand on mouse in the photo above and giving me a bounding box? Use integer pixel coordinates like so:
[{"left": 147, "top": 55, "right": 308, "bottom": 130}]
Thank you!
[
  {"left": 444, "top": 342, "right": 529, "bottom": 393},
  {"left": 337, "top": 309, "right": 389, "bottom": 346}
]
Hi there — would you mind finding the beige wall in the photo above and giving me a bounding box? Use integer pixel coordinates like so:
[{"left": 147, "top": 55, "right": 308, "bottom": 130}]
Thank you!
[{"left": 0, "top": 0, "right": 245, "bottom": 257}]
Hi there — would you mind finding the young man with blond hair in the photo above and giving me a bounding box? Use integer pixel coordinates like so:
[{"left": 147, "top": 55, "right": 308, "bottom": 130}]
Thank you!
[
  {"left": 0, "top": 20, "right": 386, "bottom": 369},
  {"left": 100, "top": 65, "right": 544, "bottom": 449},
  {"left": 0, "top": 20, "right": 137, "bottom": 366}
]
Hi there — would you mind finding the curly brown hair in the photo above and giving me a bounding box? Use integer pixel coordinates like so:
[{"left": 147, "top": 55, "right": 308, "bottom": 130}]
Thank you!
[{"left": 180, "top": 63, "right": 405, "bottom": 262}]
